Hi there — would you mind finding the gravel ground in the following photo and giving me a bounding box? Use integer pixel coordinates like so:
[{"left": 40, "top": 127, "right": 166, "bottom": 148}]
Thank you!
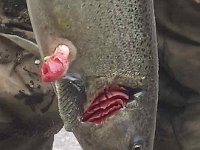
[{"left": 53, "top": 128, "right": 82, "bottom": 150}]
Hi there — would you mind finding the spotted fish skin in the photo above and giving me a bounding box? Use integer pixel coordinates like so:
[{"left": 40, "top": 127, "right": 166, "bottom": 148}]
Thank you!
[{"left": 27, "top": 0, "right": 158, "bottom": 150}]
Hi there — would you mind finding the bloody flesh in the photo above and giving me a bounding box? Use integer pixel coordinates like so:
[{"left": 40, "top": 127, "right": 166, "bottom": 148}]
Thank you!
[
  {"left": 41, "top": 45, "right": 70, "bottom": 82},
  {"left": 82, "top": 85, "right": 129, "bottom": 125}
]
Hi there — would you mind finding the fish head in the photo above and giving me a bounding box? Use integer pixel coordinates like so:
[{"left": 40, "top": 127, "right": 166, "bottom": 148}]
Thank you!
[{"left": 27, "top": 0, "right": 158, "bottom": 150}]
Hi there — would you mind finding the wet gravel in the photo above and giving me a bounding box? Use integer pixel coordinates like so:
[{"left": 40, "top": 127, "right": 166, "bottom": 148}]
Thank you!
[{"left": 53, "top": 127, "right": 82, "bottom": 150}]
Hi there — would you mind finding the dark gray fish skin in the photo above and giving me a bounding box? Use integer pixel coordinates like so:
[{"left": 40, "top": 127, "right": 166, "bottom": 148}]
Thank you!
[
  {"left": 27, "top": 0, "right": 158, "bottom": 150},
  {"left": 55, "top": 78, "right": 85, "bottom": 132}
]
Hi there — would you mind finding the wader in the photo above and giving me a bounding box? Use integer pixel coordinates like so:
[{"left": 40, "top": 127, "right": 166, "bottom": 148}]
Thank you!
[
  {"left": 154, "top": 0, "right": 200, "bottom": 150},
  {"left": 0, "top": 1, "right": 62, "bottom": 150}
]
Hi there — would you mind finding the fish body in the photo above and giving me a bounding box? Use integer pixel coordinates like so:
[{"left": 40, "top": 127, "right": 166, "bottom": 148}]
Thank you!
[{"left": 27, "top": 0, "right": 158, "bottom": 150}]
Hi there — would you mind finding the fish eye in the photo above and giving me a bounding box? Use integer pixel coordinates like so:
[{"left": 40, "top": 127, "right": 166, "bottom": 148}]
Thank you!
[
  {"left": 129, "top": 136, "right": 143, "bottom": 150},
  {"left": 132, "top": 144, "right": 142, "bottom": 150}
]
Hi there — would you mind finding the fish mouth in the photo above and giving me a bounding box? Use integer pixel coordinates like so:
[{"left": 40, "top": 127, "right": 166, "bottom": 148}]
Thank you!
[{"left": 82, "top": 85, "right": 141, "bottom": 125}]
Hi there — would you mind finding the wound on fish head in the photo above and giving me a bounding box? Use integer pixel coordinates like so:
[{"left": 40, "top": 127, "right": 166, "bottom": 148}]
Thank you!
[{"left": 41, "top": 42, "right": 77, "bottom": 82}]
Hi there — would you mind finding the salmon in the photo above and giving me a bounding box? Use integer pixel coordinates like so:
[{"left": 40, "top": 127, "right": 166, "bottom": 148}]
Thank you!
[{"left": 27, "top": 0, "right": 158, "bottom": 150}]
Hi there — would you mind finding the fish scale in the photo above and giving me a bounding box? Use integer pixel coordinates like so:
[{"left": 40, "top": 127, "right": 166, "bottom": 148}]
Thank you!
[{"left": 55, "top": 79, "right": 82, "bottom": 131}]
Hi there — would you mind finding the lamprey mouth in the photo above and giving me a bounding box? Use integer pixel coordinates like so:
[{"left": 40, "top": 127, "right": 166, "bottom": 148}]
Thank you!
[{"left": 82, "top": 85, "right": 141, "bottom": 125}]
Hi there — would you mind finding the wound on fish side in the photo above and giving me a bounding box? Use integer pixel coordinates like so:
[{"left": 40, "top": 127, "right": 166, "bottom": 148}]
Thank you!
[{"left": 82, "top": 85, "right": 142, "bottom": 125}]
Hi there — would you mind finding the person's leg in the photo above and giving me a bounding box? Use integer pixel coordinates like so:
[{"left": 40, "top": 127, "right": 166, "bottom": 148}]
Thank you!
[{"left": 0, "top": 1, "right": 63, "bottom": 149}]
